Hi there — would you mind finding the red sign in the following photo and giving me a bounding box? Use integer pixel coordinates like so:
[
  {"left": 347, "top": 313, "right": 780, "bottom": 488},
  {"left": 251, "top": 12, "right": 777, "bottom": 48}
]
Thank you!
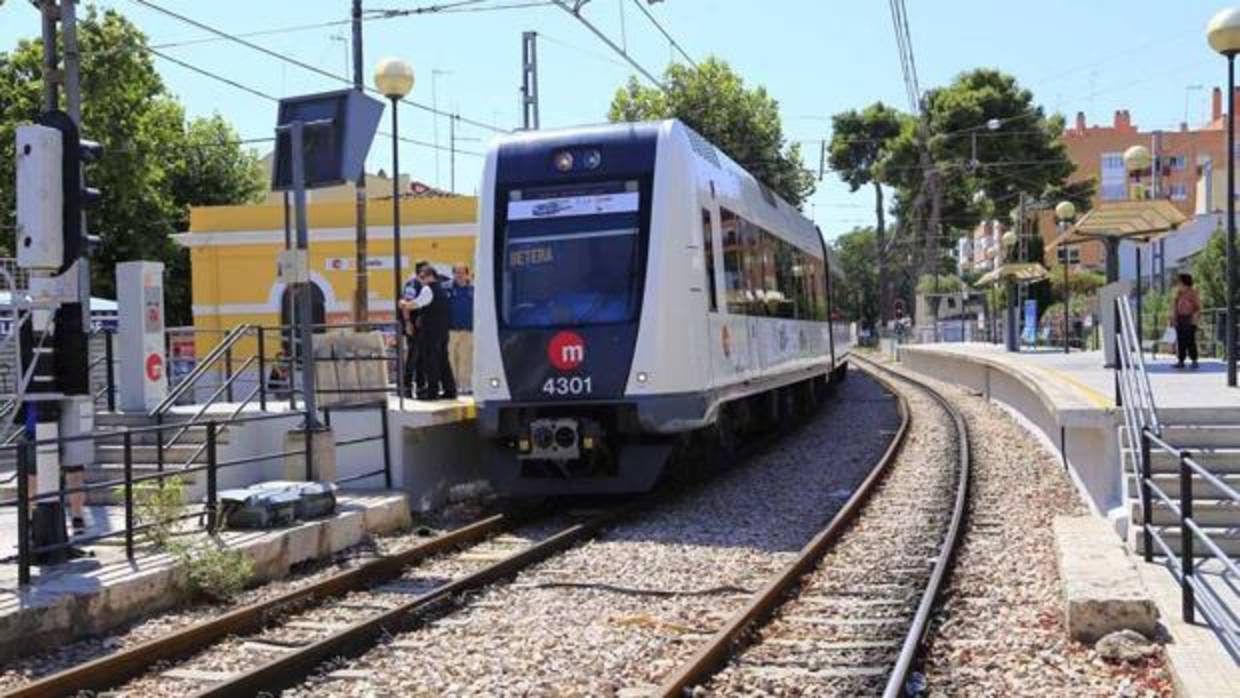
[
  {"left": 547, "top": 331, "right": 585, "bottom": 372},
  {"left": 145, "top": 353, "right": 163, "bottom": 382}
]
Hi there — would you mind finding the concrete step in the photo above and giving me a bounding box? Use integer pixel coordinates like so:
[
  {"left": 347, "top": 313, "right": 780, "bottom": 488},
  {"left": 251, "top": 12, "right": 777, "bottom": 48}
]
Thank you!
[
  {"left": 1161, "top": 424, "right": 1240, "bottom": 449},
  {"left": 1132, "top": 498, "right": 1240, "bottom": 527},
  {"left": 1128, "top": 473, "right": 1240, "bottom": 501},
  {"left": 94, "top": 412, "right": 188, "bottom": 428},
  {"left": 94, "top": 444, "right": 209, "bottom": 466},
  {"left": 1133, "top": 525, "right": 1240, "bottom": 558},
  {"left": 1146, "top": 448, "right": 1240, "bottom": 474}
]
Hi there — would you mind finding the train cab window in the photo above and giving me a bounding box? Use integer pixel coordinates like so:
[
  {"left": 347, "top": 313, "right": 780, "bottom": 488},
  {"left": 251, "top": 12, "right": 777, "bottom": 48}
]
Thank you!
[
  {"left": 720, "top": 208, "right": 747, "bottom": 314},
  {"left": 701, "top": 208, "right": 718, "bottom": 312},
  {"left": 501, "top": 180, "right": 644, "bottom": 328}
]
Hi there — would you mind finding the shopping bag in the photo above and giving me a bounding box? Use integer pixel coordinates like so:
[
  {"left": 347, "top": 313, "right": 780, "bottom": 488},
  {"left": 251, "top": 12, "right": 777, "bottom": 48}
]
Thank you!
[{"left": 1160, "top": 326, "right": 1176, "bottom": 345}]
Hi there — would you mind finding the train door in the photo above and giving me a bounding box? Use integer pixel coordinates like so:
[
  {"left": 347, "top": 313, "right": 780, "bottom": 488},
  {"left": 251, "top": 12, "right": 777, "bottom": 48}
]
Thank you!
[{"left": 717, "top": 207, "right": 753, "bottom": 380}]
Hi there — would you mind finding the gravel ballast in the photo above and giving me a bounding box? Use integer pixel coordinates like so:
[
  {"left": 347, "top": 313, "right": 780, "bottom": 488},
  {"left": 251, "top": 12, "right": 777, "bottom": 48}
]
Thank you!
[
  {"left": 879, "top": 357, "right": 1175, "bottom": 697},
  {"left": 281, "top": 371, "right": 902, "bottom": 697}
]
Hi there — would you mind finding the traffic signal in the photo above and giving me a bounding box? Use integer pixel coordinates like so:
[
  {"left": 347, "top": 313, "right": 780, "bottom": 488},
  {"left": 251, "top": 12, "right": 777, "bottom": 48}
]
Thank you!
[
  {"left": 39, "top": 109, "right": 101, "bottom": 273},
  {"left": 15, "top": 110, "right": 100, "bottom": 274}
]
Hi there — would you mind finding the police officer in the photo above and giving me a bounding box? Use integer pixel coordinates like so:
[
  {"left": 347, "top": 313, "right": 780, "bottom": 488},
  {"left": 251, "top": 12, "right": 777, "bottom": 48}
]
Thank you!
[
  {"left": 405, "top": 262, "right": 457, "bottom": 400},
  {"left": 398, "top": 261, "right": 430, "bottom": 398}
]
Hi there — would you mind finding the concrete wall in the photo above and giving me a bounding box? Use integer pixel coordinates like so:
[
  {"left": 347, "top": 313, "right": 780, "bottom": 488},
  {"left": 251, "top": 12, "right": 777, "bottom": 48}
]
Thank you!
[{"left": 898, "top": 348, "right": 1125, "bottom": 528}]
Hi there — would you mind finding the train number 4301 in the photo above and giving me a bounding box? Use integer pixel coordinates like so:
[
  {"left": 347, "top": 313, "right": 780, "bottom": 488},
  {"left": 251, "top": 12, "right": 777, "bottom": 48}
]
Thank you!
[{"left": 542, "top": 376, "right": 593, "bottom": 396}]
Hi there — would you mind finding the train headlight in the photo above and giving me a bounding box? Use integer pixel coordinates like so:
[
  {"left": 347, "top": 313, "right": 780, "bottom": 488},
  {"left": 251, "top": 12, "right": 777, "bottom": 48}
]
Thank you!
[
  {"left": 636, "top": 371, "right": 649, "bottom": 384},
  {"left": 582, "top": 149, "right": 602, "bottom": 170},
  {"left": 533, "top": 426, "right": 554, "bottom": 450},
  {"left": 553, "top": 150, "right": 574, "bottom": 172},
  {"left": 554, "top": 426, "right": 576, "bottom": 449},
  {"left": 488, "top": 377, "right": 501, "bottom": 389}
]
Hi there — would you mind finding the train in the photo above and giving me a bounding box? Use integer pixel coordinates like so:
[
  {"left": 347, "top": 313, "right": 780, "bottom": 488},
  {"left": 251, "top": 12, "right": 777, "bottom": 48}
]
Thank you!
[{"left": 471, "top": 120, "right": 852, "bottom": 495}]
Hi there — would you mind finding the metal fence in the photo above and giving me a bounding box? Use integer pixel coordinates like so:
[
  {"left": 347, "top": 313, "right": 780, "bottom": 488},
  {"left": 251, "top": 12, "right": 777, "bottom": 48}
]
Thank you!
[
  {"left": 1, "top": 401, "right": 391, "bottom": 586},
  {"left": 1116, "top": 294, "right": 1239, "bottom": 657}
]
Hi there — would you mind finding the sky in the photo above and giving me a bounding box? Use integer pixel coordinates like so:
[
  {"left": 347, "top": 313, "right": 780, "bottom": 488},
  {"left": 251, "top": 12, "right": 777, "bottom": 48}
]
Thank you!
[{"left": 0, "top": 0, "right": 1233, "bottom": 240}]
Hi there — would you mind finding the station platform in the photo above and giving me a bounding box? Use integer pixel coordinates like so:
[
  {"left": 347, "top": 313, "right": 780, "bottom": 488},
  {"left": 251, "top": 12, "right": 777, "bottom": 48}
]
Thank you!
[
  {"left": 896, "top": 344, "right": 1240, "bottom": 520},
  {"left": 0, "top": 491, "right": 411, "bottom": 661}
]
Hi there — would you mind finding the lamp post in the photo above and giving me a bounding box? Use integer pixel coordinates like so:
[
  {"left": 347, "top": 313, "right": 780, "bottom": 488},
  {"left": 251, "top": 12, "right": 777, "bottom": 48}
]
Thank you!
[
  {"left": 1209, "top": 8, "right": 1240, "bottom": 387},
  {"left": 374, "top": 57, "right": 415, "bottom": 403},
  {"left": 1002, "top": 227, "right": 1018, "bottom": 351},
  {"left": 1056, "top": 201, "right": 1077, "bottom": 355},
  {"left": 1124, "top": 144, "right": 1152, "bottom": 348}
]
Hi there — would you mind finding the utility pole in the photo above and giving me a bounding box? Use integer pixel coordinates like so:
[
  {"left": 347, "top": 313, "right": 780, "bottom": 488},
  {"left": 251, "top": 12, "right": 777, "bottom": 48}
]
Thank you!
[
  {"left": 521, "top": 31, "right": 540, "bottom": 130},
  {"left": 351, "top": 0, "right": 369, "bottom": 327},
  {"left": 450, "top": 114, "right": 456, "bottom": 193}
]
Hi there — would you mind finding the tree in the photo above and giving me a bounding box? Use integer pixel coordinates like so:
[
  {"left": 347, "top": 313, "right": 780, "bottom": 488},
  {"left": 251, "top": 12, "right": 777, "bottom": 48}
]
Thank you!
[
  {"left": 879, "top": 69, "right": 1094, "bottom": 277},
  {"left": 828, "top": 102, "right": 906, "bottom": 323},
  {"left": 1194, "top": 226, "right": 1229, "bottom": 310},
  {"left": 0, "top": 7, "right": 264, "bottom": 325},
  {"left": 609, "top": 58, "right": 815, "bottom": 207},
  {"left": 831, "top": 227, "right": 879, "bottom": 327}
]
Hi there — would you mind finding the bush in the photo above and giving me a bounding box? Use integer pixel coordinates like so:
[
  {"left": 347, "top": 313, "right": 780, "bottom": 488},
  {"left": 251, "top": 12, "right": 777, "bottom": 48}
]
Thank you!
[
  {"left": 172, "top": 539, "right": 254, "bottom": 603},
  {"left": 117, "top": 476, "right": 253, "bottom": 602},
  {"left": 122, "top": 477, "right": 187, "bottom": 549}
]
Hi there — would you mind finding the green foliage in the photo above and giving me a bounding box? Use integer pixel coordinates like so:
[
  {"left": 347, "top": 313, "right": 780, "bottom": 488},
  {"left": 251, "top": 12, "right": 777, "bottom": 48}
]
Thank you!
[
  {"left": 1048, "top": 264, "right": 1105, "bottom": 299},
  {"left": 831, "top": 227, "right": 878, "bottom": 327},
  {"left": 879, "top": 69, "right": 1092, "bottom": 251},
  {"left": 829, "top": 102, "right": 905, "bottom": 193},
  {"left": 1193, "top": 226, "right": 1228, "bottom": 310},
  {"left": 608, "top": 58, "right": 814, "bottom": 207},
  {"left": 123, "top": 477, "right": 187, "bottom": 549},
  {"left": 0, "top": 7, "right": 264, "bottom": 324},
  {"left": 916, "top": 273, "right": 964, "bottom": 294},
  {"left": 173, "top": 539, "right": 254, "bottom": 603}
]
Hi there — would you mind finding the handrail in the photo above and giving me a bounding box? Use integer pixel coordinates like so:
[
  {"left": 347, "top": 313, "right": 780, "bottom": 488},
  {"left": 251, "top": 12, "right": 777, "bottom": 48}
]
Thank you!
[{"left": 149, "top": 323, "right": 252, "bottom": 417}]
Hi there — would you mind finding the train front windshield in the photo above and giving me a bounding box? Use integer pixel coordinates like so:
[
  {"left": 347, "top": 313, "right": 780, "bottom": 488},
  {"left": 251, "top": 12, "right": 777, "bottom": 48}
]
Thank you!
[{"left": 501, "top": 180, "right": 643, "bottom": 328}]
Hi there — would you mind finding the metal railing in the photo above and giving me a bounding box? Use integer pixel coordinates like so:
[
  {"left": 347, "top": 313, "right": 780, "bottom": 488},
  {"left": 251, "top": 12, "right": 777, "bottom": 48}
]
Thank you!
[
  {"left": 1116, "top": 294, "right": 1239, "bottom": 658},
  {"left": 1, "top": 400, "right": 392, "bottom": 587}
]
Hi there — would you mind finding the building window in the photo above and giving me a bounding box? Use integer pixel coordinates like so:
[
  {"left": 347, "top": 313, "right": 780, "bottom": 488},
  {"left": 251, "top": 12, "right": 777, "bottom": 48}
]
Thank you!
[
  {"left": 1169, "top": 183, "right": 1188, "bottom": 201},
  {"left": 1057, "top": 247, "right": 1081, "bottom": 265},
  {"left": 1166, "top": 155, "right": 1187, "bottom": 171},
  {"left": 1100, "top": 152, "right": 1127, "bottom": 201}
]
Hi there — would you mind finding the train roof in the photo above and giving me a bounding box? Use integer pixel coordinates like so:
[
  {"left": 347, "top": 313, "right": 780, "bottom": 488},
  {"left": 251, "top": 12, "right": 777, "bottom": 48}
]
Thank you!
[{"left": 489, "top": 120, "right": 824, "bottom": 257}]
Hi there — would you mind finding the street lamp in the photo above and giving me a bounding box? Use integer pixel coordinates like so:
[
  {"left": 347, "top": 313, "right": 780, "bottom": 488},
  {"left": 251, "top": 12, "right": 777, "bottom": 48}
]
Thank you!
[
  {"left": 1124, "top": 144, "right": 1153, "bottom": 346},
  {"left": 375, "top": 57, "right": 415, "bottom": 402},
  {"left": 1056, "top": 201, "right": 1077, "bottom": 355},
  {"left": 1002, "top": 228, "right": 1019, "bottom": 350},
  {"left": 1209, "top": 8, "right": 1240, "bottom": 387}
]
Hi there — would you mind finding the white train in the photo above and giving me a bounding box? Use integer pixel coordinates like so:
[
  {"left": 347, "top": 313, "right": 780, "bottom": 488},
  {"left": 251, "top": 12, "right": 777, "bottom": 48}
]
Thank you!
[{"left": 472, "top": 120, "right": 852, "bottom": 495}]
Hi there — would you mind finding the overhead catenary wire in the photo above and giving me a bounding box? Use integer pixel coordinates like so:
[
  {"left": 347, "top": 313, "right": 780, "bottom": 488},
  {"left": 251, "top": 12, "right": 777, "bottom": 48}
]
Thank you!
[
  {"left": 626, "top": 0, "right": 696, "bottom": 68},
  {"left": 551, "top": 0, "right": 665, "bottom": 89},
  {"left": 146, "top": 47, "right": 483, "bottom": 157},
  {"left": 130, "top": 0, "right": 507, "bottom": 134}
]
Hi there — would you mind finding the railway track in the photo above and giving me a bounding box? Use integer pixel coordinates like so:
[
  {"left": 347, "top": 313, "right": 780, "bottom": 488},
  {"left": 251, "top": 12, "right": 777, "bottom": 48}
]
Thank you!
[
  {"left": 1, "top": 503, "right": 638, "bottom": 698},
  {"left": 656, "top": 354, "right": 970, "bottom": 697}
]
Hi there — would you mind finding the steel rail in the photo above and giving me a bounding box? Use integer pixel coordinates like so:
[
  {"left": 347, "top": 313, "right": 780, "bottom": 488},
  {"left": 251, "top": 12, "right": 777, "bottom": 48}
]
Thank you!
[
  {"left": 655, "top": 354, "right": 969, "bottom": 698},
  {"left": 654, "top": 357, "right": 914, "bottom": 697},
  {"left": 861, "top": 356, "right": 971, "bottom": 698},
  {"left": 190, "top": 500, "right": 647, "bottom": 698},
  {"left": 0, "top": 514, "right": 511, "bottom": 698}
]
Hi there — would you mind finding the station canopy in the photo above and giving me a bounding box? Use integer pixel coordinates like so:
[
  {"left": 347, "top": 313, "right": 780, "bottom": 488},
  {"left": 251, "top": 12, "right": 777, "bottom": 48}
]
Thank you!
[
  {"left": 1051, "top": 199, "right": 1188, "bottom": 247},
  {"left": 973, "top": 262, "right": 1049, "bottom": 287}
]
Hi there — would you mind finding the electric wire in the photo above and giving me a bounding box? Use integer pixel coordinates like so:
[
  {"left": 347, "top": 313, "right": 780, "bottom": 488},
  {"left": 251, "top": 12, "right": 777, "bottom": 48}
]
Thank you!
[
  {"left": 551, "top": 0, "right": 665, "bottom": 89},
  {"left": 626, "top": 0, "right": 696, "bottom": 68},
  {"left": 129, "top": 0, "right": 507, "bottom": 134}
]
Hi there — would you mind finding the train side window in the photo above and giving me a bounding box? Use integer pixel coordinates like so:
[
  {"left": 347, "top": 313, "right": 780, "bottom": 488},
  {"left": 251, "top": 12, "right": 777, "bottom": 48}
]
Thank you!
[
  {"left": 701, "top": 208, "right": 718, "bottom": 312},
  {"left": 772, "top": 236, "right": 796, "bottom": 319},
  {"left": 720, "top": 208, "right": 746, "bottom": 314}
]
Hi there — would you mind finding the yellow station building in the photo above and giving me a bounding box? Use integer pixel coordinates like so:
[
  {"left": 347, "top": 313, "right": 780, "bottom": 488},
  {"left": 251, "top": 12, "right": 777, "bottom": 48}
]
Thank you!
[{"left": 176, "top": 195, "right": 478, "bottom": 359}]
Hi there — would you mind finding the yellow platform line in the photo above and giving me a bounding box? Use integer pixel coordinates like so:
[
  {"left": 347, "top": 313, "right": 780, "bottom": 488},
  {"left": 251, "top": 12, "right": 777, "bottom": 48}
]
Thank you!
[{"left": 1025, "top": 363, "right": 1114, "bottom": 410}]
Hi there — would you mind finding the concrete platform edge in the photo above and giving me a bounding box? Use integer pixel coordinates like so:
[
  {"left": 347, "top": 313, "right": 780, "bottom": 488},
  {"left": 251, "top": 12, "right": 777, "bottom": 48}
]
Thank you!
[{"left": 0, "top": 492, "right": 412, "bottom": 662}]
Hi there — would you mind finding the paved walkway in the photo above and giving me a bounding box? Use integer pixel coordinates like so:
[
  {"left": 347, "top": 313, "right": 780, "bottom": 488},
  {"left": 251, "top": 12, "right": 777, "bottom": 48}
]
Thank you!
[{"left": 904, "top": 343, "right": 1240, "bottom": 413}]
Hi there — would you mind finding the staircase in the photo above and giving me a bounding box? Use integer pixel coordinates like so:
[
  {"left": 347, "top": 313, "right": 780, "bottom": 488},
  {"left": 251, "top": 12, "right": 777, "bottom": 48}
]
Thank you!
[
  {"left": 1127, "top": 421, "right": 1240, "bottom": 558},
  {"left": 85, "top": 412, "right": 226, "bottom": 504}
]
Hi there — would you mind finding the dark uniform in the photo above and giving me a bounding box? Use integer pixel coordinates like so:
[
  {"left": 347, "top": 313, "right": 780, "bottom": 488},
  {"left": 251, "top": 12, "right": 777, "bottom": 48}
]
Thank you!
[
  {"left": 401, "top": 276, "right": 423, "bottom": 398},
  {"left": 417, "top": 278, "right": 457, "bottom": 400}
]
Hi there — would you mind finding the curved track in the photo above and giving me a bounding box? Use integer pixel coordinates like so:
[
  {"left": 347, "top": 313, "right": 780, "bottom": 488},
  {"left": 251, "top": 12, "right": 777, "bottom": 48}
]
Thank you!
[{"left": 657, "top": 354, "right": 970, "bottom": 697}]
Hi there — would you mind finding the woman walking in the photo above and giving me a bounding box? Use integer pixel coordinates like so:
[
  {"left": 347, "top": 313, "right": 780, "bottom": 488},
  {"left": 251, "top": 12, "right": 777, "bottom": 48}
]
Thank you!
[{"left": 1172, "top": 273, "right": 1201, "bottom": 369}]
